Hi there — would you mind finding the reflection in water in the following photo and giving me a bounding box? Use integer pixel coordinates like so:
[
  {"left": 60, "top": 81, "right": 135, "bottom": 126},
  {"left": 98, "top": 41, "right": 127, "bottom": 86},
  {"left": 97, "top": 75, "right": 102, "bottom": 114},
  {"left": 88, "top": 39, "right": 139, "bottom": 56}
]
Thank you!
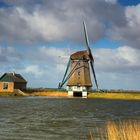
[{"left": 0, "top": 97, "right": 139, "bottom": 140}]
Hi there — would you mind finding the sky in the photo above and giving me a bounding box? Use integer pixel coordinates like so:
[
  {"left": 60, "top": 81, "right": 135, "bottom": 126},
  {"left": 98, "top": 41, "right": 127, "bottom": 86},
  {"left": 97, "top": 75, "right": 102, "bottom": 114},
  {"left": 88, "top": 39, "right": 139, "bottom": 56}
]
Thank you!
[{"left": 0, "top": 0, "right": 140, "bottom": 90}]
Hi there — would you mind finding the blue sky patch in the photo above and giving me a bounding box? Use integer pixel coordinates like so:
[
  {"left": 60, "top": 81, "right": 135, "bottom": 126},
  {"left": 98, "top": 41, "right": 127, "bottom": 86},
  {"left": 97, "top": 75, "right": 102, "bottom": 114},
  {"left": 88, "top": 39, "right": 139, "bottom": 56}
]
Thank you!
[
  {"left": 92, "top": 38, "right": 122, "bottom": 49},
  {"left": 118, "top": 0, "right": 140, "bottom": 6},
  {"left": 0, "top": 1, "right": 11, "bottom": 8}
]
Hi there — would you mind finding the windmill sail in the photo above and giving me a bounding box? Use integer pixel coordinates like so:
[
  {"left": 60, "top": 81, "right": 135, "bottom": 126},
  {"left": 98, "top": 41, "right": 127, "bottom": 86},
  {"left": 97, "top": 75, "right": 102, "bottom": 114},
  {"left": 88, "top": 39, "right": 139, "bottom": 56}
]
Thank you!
[{"left": 83, "top": 21, "right": 98, "bottom": 89}]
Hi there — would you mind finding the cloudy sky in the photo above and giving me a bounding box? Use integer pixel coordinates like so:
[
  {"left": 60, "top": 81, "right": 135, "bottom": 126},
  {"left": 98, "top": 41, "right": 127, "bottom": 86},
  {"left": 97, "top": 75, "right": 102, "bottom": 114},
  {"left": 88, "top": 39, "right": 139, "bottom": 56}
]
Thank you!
[{"left": 0, "top": 0, "right": 140, "bottom": 90}]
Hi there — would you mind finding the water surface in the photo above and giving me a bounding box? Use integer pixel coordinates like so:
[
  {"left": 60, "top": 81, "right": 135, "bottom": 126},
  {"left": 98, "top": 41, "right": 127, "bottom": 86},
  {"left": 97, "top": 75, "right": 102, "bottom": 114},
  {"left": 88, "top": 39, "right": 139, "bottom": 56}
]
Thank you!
[{"left": 0, "top": 97, "right": 139, "bottom": 140}]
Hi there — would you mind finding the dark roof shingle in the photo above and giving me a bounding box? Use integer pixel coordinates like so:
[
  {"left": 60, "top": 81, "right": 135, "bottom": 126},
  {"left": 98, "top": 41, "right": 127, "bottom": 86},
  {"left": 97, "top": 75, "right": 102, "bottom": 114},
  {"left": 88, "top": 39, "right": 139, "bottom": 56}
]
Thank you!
[{"left": 0, "top": 73, "right": 27, "bottom": 83}]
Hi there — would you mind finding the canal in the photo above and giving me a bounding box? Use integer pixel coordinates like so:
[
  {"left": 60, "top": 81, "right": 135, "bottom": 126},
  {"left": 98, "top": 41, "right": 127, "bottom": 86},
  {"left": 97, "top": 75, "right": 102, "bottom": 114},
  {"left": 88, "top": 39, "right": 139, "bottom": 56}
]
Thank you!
[{"left": 0, "top": 97, "right": 139, "bottom": 139}]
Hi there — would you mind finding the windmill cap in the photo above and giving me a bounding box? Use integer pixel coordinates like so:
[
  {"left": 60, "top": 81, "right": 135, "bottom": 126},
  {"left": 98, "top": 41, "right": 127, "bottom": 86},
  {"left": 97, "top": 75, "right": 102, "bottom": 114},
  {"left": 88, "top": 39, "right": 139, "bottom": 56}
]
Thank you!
[{"left": 70, "top": 50, "right": 89, "bottom": 60}]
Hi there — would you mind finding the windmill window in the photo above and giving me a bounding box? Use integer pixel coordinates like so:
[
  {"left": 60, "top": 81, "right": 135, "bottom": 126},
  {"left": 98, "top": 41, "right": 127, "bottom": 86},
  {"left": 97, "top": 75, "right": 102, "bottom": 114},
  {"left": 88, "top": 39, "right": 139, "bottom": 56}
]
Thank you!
[
  {"left": 3, "top": 83, "right": 8, "bottom": 89},
  {"left": 78, "top": 71, "right": 80, "bottom": 76}
]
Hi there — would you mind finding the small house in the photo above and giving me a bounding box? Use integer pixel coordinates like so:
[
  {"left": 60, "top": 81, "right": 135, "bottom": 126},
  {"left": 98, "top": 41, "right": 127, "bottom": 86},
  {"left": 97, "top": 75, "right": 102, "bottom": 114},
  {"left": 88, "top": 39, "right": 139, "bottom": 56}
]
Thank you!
[{"left": 0, "top": 73, "right": 27, "bottom": 92}]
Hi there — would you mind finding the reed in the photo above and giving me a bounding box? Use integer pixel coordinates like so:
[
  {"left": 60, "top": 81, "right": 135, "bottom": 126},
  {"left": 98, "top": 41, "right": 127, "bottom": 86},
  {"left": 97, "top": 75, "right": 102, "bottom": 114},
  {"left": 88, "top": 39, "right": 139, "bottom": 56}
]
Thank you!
[
  {"left": 88, "top": 93, "right": 140, "bottom": 100},
  {"left": 107, "top": 120, "right": 140, "bottom": 140},
  {"left": 89, "top": 120, "right": 140, "bottom": 140}
]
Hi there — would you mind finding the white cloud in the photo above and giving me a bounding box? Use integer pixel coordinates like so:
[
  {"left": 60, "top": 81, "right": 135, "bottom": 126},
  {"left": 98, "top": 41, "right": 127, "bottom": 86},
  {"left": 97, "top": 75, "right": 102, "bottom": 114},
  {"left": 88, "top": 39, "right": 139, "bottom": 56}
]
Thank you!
[
  {"left": 104, "top": 0, "right": 117, "bottom": 4},
  {"left": 0, "top": 46, "right": 22, "bottom": 63},
  {"left": 94, "top": 46, "right": 140, "bottom": 72},
  {"left": 24, "top": 65, "right": 44, "bottom": 77},
  {"left": 17, "top": 7, "right": 66, "bottom": 42},
  {"left": 39, "top": 46, "right": 68, "bottom": 60},
  {"left": 117, "top": 46, "right": 140, "bottom": 64},
  {"left": 92, "top": 46, "right": 140, "bottom": 89},
  {"left": 0, "top": 0, "right": 125, "bottom": 43},
  {"left": 108, "top": 4, "right": 140, "bottom": 49},
  {"left": 126, "top": 4, "right": 140, "bottom": 27}
]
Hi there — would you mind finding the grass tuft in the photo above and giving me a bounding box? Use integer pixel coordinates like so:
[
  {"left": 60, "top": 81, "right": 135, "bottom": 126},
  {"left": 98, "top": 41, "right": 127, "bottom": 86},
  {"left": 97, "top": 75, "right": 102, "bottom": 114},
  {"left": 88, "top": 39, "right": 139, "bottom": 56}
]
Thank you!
[{"left": 89, "top": 120, "right": 140, "bottom": 140}]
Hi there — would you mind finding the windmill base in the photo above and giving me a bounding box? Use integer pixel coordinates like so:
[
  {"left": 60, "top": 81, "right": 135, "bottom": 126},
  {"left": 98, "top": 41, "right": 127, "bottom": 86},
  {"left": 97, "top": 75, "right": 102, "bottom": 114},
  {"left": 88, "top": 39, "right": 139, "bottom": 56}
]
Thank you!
[{"left": 67, "top": 86, "right": 88, "bottom": 97}]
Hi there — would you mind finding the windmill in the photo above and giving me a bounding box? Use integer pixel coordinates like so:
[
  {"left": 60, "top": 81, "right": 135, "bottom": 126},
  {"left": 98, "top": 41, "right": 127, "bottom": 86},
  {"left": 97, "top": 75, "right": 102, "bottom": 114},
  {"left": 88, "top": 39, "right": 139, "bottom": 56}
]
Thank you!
[{"left": 59, "top": 22, "right": 98, "bottom": 97}]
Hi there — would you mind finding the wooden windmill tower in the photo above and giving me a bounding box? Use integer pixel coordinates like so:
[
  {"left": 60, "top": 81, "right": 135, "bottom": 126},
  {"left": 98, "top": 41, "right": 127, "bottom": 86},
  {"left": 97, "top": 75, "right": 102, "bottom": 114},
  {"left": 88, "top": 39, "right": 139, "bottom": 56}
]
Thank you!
[{"left": 59, "top": 22, "right": 98, "bottom": 97}]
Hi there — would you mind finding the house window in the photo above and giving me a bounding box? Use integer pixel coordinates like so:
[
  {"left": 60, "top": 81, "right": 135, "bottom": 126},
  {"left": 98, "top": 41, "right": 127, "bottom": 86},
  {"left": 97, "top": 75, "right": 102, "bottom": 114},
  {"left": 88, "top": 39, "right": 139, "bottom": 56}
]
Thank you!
[{"left": 3, "top": 83, "right": 8, "bottom": 89}]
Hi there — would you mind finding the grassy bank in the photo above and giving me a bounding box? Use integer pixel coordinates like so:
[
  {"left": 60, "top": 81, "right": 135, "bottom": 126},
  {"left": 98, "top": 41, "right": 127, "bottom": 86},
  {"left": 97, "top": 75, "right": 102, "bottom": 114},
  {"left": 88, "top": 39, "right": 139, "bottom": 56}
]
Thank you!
[
  {"left": 25, "top": 88, "right": 68, "bottom": 97},
  {"left": 88, "top": 92, "right": 140, "bottom": 100},
  {"left": 0, "top": 88, "right": 140, "bottom": 100},
  {"left": 28, "top": 91, "right": 68, "bottom": 97},
  {"left": 28, "top": 91, "right": 140, "bottom": 100},
  {"left": 0, "top": 91, "right": 28, "bottom": 96}
]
